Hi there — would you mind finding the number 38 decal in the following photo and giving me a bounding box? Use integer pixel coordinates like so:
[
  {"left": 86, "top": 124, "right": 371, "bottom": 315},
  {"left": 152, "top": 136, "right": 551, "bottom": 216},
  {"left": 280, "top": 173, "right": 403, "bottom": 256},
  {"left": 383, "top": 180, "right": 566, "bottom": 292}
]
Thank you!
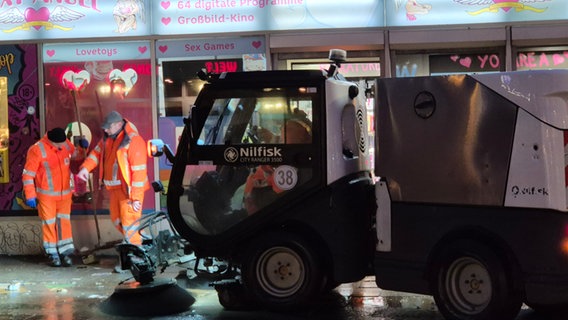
[{"left": 273, "top": 165, "right": 298, "bottom": 191}]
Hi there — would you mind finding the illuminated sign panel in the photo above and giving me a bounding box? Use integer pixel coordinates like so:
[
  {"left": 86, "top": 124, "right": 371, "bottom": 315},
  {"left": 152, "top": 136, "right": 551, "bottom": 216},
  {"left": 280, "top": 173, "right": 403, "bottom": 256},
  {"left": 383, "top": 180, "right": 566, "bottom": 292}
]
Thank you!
[
  {"left": 43, "top": 41, "right": 151, "bottom": 63},
  {"left": 152, "top": 0, "right": 384, "bottom": 34},
  {"left": 156, "top": 36, "right": 265, "bottom": 58},
  {"left": 0, "top": 1, "right": 566, "bottom": 42}
]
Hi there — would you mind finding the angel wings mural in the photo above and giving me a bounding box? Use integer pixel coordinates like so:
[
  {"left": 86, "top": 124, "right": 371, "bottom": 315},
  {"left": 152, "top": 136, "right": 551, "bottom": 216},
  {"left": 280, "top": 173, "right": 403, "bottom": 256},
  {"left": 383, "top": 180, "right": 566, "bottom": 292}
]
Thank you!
[
  {"left": 453, "top": 0, "right": 550, "bottom": 15},
  {"left": 0, "top": 6, "right": 84, "bottom": 33},
  {"left": 395, "top": 0, "right": 550, "bottom": 21}
]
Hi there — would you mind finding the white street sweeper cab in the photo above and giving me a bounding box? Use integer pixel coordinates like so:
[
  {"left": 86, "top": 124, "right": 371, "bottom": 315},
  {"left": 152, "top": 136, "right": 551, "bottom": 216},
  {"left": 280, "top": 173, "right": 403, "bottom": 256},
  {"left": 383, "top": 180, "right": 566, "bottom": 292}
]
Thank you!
[{"left": 148, "top": 49, "right": 375, "bottom": 309}]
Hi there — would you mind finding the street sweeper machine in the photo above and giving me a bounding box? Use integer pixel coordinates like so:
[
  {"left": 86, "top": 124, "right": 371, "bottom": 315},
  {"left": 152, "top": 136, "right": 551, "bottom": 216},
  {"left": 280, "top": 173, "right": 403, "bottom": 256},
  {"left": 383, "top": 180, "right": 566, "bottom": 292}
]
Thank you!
[{"left": 137, "top": 50, "right": 568, "bottom": 320}]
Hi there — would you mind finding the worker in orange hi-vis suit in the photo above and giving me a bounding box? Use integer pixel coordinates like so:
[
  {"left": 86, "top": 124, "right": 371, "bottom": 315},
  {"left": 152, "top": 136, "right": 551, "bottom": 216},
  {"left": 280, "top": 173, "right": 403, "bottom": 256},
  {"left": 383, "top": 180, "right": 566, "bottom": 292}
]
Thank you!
[
  {"left": 76, "top": 111, "right": 149, "bottom": 247},
  {"left": 22, "top": 127, "right": 79, "bottom": 267}
]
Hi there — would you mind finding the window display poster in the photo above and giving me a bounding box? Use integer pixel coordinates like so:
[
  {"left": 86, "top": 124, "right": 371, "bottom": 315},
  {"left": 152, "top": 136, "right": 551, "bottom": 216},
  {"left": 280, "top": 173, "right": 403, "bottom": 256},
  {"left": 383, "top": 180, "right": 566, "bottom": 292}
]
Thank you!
[
  {"left": 43, "top": 44, "right": 154, "bottom": 213},
  {"left": 0, "top": 44, "right": 39, "bottom": 214}
]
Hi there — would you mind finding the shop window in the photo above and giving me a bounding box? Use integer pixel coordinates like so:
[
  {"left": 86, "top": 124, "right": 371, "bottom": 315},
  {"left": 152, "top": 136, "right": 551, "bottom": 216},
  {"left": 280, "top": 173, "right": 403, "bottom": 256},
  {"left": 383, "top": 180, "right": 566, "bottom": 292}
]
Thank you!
[
  {"left": 516, "top": 47, "right": 568, "bottom": 71},
  {"left": 430, "top": 53, "right": 504, "bottom": 75},
  {"left": 198, "top": 90, "right": 313, "bottom": 146},
  {"left": 396, "top": 51, "right": 505, "bottom": 77}
]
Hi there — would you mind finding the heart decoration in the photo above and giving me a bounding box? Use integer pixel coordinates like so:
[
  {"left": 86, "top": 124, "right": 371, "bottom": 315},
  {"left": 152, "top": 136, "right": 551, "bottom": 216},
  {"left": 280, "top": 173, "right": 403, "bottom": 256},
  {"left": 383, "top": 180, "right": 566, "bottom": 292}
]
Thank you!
[
  {"left": 109, "top": 68, "right": 138, "bottom": 97},
  {"left": 161, "top": 1, "right": 171, "bottom": 10},
  {"left": 158, "top": 45, "right": 168, "bottom": 53},
  {"left": 46, "top": 49, "right": 55, "bottom": 57},
  {"left": 61, "top": 70, "right": 91, "bottom": 92},
  {"left": 552, "top": 54, "right": 565, "bottom": 66},
  {"left": 24, "top": 7, "right": 50, "bottom": 30},
  {"left": 252, "top": 41, "right": 262, "bottom": 49},
  {"left": 459, "top": 57, "right": 472, "bottom": 68},
  {"left": 492, "top": 0, "right": 519, "bottom": 12}
]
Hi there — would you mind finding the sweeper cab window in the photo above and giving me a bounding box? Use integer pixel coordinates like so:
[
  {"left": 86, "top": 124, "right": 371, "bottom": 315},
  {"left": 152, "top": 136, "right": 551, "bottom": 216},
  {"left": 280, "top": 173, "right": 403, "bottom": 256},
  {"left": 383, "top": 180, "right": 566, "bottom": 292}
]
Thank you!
[{"left": 176, "top": 85, "right": 318, "bottom": 235}]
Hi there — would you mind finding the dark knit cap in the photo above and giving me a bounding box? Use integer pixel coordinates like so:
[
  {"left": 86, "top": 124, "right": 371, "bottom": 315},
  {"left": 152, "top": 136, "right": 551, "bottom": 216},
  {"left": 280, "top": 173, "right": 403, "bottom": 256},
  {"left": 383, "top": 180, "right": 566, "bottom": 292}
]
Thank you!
[
  {"left": 47, "top": 127, "right": 67, "bottom": 143},
  {"left": 102, "top": 111, "right": 123, "bottom": 129}
]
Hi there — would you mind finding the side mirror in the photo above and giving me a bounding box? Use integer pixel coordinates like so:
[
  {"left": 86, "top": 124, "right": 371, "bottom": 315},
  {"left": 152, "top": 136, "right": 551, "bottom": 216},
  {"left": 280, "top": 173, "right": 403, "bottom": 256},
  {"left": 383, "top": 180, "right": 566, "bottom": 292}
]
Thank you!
[{"left": 147, "top": 139, "right": 175, "bottom": 163}]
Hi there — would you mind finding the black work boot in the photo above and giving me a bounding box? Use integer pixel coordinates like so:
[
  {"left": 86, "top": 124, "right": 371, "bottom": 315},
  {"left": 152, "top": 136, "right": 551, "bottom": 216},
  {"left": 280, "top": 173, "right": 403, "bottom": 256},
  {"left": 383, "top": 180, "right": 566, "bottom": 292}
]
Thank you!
[
  {"left": 61, "top": 255, "right": 72, "bottom": 267},
  {"left": 49, "top": 255, "right": 61, "bottom": 267}
]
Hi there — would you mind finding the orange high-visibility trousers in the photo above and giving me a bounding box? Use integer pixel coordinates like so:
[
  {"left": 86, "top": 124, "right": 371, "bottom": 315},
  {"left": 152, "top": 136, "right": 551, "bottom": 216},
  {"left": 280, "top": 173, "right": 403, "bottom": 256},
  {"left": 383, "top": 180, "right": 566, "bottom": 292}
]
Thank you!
[
  {"left": 108, "top": 188, "right": 143, "bottom": 245},
  {"left": 36, "top": 197, "right": 74, "bottom": 256}
]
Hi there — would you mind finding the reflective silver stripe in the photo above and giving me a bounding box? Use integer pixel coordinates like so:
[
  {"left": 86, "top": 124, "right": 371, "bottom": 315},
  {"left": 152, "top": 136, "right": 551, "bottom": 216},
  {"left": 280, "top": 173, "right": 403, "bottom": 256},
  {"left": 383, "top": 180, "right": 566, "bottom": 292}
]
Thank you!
[
  {"left": 22, "top": 169, "right": 36, "bottom": 177},
  {"left": 123, "top": 224, "right": 137, "bottom": 232},
  {"left": 58, "top": 238, "right": 74, "bottom": 246},
  {"left": 23, "top": 180, "right": 34, "bottom": 186},
  {"left": 44, "top": 217, "right": 56, "bottom": 225},
  {"left": 112, "top": 161, "right": 119, "bottom": 181},
  {"left": 103, "top": 179, "right": 122, "bottom": 186},
  {"left": 44, "top": 243, "right": 58, "bottom": 255},
  {"left": 88, "top": 153, "right": 99, "bottom": 164},
  {"left": 123, "top": 223, "right": 139, "bottom": 243},
  {"left": 131, "top": 164, "right": 146, "bottom": 171},
  {"left": 37, "top": 188, "right": 72, "bottom": 196},
  {"left": 103, "top": 158, "right": 122, "bottom": 186},
  {"left": 38, "top": 142, "right": 59, "bottom": 192},
  {"left": 43, "top": 160, "right": 55, "bottom": 190},
  {"left": 132, "top": 181, "right": 145, "bottom": 187},
  {"left": 113, "top": 218, "right": 121, "bottom": 227},
  {"left": 38, "top": 142, "right": 56, "bottom": 191},
  {"left": 57, "top": 213, "right": 71, "bottom": 220},
  {"left": 94, "top": 145, "right": 101, "bottom": 152},
  {"left": 58, "top": 242, "right": 75, "bottom": 255},
  {"left": 38, "top": 142, "right": 47, "bottom": 158}
]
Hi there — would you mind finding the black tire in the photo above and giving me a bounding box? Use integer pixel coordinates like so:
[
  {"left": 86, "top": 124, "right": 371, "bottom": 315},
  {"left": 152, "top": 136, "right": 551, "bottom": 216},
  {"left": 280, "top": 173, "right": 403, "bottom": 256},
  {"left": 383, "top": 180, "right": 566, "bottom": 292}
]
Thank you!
[
  {"left": 241, "top": 231, "right": 325, "bottom": 310},
  {"left": 216, "top": 282, "right": 251, "bottom": 310},
  {"left": 430, "top": 239, "right": 522, "bottom": 320}
]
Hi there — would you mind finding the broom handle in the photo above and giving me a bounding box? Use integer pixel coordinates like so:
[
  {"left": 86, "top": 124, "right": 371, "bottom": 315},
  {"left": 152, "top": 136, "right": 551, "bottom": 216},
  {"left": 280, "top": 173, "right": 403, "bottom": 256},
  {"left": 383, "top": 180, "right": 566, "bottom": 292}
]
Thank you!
[{"left": 71, "top": 90, "right": 101, "bottom": 244}]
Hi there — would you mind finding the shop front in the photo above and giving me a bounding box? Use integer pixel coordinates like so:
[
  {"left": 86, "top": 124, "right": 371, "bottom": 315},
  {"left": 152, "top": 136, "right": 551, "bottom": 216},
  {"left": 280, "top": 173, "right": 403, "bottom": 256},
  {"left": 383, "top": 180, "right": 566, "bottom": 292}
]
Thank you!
[{"left": 0, "top": 0, "right": 567, "bottom": 254}]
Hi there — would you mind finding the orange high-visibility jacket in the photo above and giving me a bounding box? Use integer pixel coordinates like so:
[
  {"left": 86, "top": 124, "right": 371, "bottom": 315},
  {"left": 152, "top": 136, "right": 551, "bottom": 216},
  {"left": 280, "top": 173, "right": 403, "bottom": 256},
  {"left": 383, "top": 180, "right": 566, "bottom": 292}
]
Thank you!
[
  {"left": 22, "top": 135, "right": 75, "bottom": 201},
  {"left": 81, "top": 120, "right": 149, "bottom": 201}
]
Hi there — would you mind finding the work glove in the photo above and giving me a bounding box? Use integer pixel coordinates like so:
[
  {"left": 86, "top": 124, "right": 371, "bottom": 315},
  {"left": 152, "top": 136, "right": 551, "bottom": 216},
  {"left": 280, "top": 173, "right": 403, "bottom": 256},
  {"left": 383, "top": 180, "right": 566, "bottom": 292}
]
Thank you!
[
  {"left": 131, "top": 200, "right": 141, "bottom": 212},
  {"left": 76, "top": 167, "right": 89, "bottom": 182},
  {"left": 79, "top": 138, "right": 89, "bottom": 149},
  {"left": 25, "top": 198, "right": 37, "bottom": 209}
]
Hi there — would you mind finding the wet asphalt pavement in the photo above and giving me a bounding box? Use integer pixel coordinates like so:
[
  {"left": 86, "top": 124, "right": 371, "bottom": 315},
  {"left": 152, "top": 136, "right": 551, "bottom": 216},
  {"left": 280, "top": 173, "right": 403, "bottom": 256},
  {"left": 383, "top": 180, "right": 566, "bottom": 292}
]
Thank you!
[{"left": 0, "top": 254, "right": 560, "bottom": 320}]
